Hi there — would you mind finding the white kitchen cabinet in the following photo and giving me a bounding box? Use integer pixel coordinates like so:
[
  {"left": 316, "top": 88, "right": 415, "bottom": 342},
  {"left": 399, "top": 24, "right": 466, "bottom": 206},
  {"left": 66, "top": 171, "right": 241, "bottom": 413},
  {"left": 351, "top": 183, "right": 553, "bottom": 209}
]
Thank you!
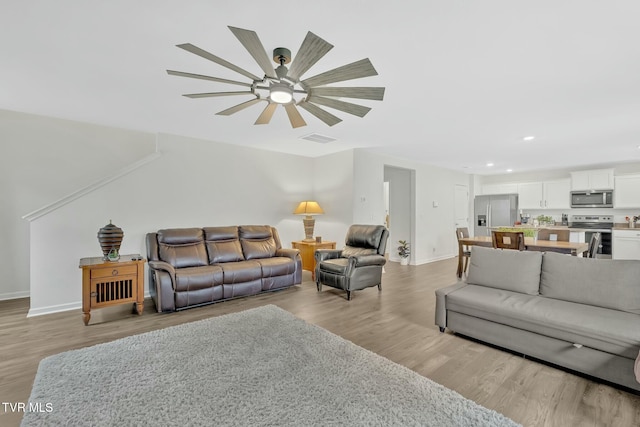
[
  {"left": 481, "top": 183, "right": 518, "bottom": 195},
  {"left": 570, "top": 169, "right": 614, "bottom": 191},
  {"left": 517, "top": 182, "right": 544, "bottom": 209},
  {"left": 517, "top": 179, "right": 570, "bottom": 209},
  {"left": 614, "top": 174, "right": 640, "bottom": 208},
  {"left": 543, "top": 179, "right": 571, "bottom": 209},
  {"left": 612, "top": 229, "right": 640, "bottom": 260}
]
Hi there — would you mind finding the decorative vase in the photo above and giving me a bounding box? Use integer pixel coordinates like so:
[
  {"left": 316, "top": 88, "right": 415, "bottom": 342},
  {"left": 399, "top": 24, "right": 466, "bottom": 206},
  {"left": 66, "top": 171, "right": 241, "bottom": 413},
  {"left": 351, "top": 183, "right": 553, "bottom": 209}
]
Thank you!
[
  {"left": 400, "top": 257, "right": 409, "bottom": 266},
  {"left": 630, "top": 222, "right": 635, "bottom": 229},
  {"left": 97, "top": 220, "right": 124, "bottom": 261}
]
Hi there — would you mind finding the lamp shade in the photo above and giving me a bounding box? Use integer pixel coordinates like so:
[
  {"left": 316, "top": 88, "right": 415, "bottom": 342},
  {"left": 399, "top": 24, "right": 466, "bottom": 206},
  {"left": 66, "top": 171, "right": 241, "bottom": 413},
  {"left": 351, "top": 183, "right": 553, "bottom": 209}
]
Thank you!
[{"left": 293, "top": 201, "right": 324, "bottom": 215}]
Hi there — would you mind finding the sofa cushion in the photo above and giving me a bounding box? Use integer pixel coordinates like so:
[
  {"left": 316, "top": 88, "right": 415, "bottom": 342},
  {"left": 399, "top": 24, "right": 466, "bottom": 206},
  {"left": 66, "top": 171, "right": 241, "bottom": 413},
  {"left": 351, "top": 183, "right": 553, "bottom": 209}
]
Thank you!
[
  {"left": 445, "top": 284, "right": 640, "bottom": 359},
  {"left": 540, "top": 251, "right": 640, "bottom": 315},
  {"left": 239, "top": 225, "right": 277, "bottom": 260},
  {"left": 318, "top": 258, "right": 349, "bottom": 275},
  {"left": 203, "top": 226, "right": 244, "bottom": 263},
  {"left": 255, "top": 257, "right": 296, "bottom": 277},
  {"left": 157, "top": 228, "right": 208, "bottom": 268},
  {"left": 466, "top": 246, "right": 542, "bottom": 295},
  {"left": 342, "top": 246, "right": 376, "bottom": 257},
  {"left": 174, "top": 265, "right": 223, "bottom": 292},
  {"left": 220, "top": 260, "right": 262, "bottom": 284}
]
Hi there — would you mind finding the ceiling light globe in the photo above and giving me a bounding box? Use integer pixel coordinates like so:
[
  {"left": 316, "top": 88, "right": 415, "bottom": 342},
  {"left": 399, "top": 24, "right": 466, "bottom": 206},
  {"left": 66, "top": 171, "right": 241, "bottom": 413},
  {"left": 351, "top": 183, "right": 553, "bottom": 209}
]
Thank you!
[{"left": 270, "top": 82, "right": 293, "bottom": 104}]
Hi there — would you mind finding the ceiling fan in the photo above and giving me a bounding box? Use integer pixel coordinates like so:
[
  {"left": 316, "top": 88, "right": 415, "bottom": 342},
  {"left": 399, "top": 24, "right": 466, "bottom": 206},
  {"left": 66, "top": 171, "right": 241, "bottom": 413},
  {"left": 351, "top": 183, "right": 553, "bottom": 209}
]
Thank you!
[{"left": 167, "top": 26, "right": 385, "bottom": 128}]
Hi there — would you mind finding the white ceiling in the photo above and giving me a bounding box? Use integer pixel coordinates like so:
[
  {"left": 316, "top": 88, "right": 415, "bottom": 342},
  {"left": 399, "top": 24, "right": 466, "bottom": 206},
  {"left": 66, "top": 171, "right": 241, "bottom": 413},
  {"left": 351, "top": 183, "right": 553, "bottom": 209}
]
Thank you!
[{"left": 2, "top": 1, "right": 640, "bottom": 175}]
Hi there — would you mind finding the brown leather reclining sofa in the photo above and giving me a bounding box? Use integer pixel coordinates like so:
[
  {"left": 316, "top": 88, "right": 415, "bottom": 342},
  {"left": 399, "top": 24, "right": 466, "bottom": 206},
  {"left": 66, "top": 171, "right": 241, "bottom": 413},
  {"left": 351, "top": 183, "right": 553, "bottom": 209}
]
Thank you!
[{"left": 146, "top": 225, "right": 302, "bottom": 312}]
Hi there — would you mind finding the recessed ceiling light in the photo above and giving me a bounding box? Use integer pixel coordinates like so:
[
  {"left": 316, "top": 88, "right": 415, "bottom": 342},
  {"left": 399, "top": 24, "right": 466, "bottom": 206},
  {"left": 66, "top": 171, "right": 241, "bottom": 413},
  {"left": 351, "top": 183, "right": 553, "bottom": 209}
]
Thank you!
[
  {"left": 506, "top": 169, "right": 513, "bottom": 173},
  {"left": 486, "top": 162, "right": 494, "bottom": 167},
  {"left": 523, "top": 136, "right": 535, "bottom": 141}
]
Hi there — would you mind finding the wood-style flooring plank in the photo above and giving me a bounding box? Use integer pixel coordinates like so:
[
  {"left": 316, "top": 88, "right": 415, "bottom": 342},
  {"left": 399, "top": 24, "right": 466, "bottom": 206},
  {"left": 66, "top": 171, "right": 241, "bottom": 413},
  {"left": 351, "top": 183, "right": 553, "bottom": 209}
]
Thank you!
[{"left": 0, "top": 257, "right": 639, "bottom": 427}]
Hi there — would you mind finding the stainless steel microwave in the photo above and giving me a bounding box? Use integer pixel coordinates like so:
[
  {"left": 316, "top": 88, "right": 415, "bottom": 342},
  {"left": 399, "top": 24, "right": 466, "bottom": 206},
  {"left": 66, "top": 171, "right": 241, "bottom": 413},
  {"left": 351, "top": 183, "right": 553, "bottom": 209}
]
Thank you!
[{"left": 570, "top": 190, "right": 613, "bottom": 208}]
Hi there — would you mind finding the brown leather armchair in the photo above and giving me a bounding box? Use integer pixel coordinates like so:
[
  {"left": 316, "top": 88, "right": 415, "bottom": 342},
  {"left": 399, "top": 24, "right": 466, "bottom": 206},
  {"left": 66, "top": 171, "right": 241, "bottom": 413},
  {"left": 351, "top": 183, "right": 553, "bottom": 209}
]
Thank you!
[{"left": 314, "top": 224, "right": 389, "bottom": 300}]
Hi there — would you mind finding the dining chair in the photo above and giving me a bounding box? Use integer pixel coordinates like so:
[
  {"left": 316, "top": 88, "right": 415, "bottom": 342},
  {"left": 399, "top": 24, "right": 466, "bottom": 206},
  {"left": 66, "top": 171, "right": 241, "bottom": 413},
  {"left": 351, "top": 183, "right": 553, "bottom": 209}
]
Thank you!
[
  {"left": 491, "top": 231, "right": 525, "bottom": 250},
  {"left": 455, "top": 227, "right": 471, "bottom": 275},
  {"left": 536, "top": 229, "right": 570, "bottom": 242},
  {"left": 587, "top": 232, "right": 601, "bottom": 258}
]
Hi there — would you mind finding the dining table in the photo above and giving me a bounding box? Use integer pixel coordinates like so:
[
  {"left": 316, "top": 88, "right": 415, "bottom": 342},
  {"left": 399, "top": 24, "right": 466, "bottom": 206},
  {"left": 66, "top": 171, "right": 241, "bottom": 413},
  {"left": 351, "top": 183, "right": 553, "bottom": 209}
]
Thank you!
[{"left": 456, "top": 236, "right": 590, "bottom": 278}]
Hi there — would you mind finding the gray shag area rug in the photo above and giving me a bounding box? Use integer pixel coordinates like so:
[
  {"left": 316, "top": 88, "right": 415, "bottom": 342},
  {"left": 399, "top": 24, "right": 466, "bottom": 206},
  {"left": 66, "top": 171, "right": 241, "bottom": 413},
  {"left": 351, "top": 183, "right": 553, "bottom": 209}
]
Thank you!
[{"left": 22, "top": 305, "right": 520, "bottom": 427}]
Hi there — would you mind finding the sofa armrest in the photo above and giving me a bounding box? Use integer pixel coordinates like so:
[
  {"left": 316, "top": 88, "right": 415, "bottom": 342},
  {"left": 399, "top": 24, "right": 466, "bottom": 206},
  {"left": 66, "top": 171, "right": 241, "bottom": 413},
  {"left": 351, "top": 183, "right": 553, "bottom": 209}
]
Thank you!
[
  {"left": 148, "top": 260, "right": 176, "bottom": 283},
  {"left": 275, "top": 248, "right": 300, "bottom": 260},
  {"left": 315, "top": 249, "right": 343, "bottom": 262},
  {"left": 351, "top": 254, "right": 386, "bottom": 267},
  {"left": 435, "top": 281, "right": 469, "bottom": 331}
]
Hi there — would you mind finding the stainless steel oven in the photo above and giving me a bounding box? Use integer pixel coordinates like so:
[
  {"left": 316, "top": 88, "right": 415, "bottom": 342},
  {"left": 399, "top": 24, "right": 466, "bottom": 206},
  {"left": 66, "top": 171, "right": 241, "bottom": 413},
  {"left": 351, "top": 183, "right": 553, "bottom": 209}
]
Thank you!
[
  {"left": 569, "top": 215, "right": 613, "bottom": 258},
  {"left": 570, "top": 190, "right": 613, "bottom": 208}
]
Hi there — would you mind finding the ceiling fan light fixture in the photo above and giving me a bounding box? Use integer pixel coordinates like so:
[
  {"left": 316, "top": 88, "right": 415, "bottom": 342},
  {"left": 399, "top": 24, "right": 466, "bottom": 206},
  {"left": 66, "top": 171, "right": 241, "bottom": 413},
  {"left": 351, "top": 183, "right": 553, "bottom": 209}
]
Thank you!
[{"left": 270, "top": 82, "right": 293, "bottom": 104}]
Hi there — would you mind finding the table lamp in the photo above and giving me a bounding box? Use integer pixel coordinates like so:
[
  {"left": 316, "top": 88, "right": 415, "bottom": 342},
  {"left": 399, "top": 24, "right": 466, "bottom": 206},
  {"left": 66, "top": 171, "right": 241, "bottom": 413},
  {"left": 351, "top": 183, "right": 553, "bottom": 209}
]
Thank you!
[{"left": 293, "top": 201, "right": 324, "bottom": 241}]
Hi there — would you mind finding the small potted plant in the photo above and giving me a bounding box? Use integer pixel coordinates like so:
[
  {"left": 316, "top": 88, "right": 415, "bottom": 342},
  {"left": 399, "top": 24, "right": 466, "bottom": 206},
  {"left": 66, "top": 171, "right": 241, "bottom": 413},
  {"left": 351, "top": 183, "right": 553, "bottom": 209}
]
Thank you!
[
  {"left": 625, "top": 216, "right": 639, "bottom": 228},
  {"left": 398, "top": 240, "right": 410, "bottom": 265}
]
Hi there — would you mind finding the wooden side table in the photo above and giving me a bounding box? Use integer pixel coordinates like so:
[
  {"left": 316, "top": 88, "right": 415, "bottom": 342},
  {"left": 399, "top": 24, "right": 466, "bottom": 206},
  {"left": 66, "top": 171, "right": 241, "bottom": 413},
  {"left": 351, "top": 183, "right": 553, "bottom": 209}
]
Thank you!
[
  {"left": 292, "top": 240, "right": 336, "bottom": 280},
  {"left": 79, "top": 254, "right": 146, "bottom": 325}
]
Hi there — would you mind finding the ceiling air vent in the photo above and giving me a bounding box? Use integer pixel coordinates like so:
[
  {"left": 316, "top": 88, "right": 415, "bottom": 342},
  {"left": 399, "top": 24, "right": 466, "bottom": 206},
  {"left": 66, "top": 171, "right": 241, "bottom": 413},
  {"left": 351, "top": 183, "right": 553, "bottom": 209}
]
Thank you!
[{"left": 300, "top": 133, "right": 337, "bottom": 144}]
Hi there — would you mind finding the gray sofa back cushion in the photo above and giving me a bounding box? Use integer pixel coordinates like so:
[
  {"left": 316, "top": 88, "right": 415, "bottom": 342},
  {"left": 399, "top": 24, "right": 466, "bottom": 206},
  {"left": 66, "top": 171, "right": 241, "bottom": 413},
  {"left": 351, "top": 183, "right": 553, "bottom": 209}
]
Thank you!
[
  {"left": 540, "top": 251, "right": 640, "bottom": 314},
  {"left": 157, "top": 228, "right": 208, "bottom": 268},
  {"left": 467, "top": 246, "right": 542, "bottom": 295},
  {"left": 203, "top": 226, "right": 244, "bottom": 264}
]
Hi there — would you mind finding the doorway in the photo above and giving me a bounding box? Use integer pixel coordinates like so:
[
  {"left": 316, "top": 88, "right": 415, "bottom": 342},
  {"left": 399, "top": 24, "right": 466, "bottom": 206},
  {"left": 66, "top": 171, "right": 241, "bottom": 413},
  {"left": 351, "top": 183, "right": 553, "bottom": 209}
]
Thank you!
[
  {"left": 383, "top": 166, "right": 415, "bottom": 263},
  {"left": 454, "top": 184, "right": 470, "bottom": 230}
]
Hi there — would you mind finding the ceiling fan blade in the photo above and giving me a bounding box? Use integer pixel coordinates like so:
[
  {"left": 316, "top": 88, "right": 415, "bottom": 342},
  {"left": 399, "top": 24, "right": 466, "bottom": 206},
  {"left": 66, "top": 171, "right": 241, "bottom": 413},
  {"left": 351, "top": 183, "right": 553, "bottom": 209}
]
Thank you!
[
  {"left": 283, "top": 103, "right": 307, "bottom": 128},
  {"left": 298, "top": 101, "right": 342, "bottom": 127},
  {"left": 176, "top": 43, "right": 261, "bottom": 81},
  {"left": 216, "top": 98, "right": 263, "bottom": 116},
  {"left": 167, "top": 70, "right": 252, "bottom": 87},
  {"left": 255, "top": 103, "right": 278, "bottom": 125},
  {"left": 301, "top": 59, "right": 378, "bottom": 89},
  {"left": 287, "top": 32, "right": 334, "bottom": 82},
  {"left": 228, "top": 26, "right": 277, "bottom": 79},
  {"left": 183, "top": 91, "right": 255, "bottom": 98},
  {"left": 310, "top": 87, "right": 385, "bottom": 101},
  {"left": 307, "top": 95, "right": 371, "bottom": 118}
]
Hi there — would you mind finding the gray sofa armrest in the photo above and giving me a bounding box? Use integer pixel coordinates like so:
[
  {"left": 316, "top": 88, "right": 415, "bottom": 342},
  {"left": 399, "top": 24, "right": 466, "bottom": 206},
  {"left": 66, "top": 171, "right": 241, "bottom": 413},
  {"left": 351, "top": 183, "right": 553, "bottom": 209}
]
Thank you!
[
  {"left": 435, "top": 281, "right": 469, "bottom": 331},
  {"left": 315, "top": 249, "right": 343, "bottom": 262},
  {"left": 351, "top": 254, "right": 386, "bottom": 267}
]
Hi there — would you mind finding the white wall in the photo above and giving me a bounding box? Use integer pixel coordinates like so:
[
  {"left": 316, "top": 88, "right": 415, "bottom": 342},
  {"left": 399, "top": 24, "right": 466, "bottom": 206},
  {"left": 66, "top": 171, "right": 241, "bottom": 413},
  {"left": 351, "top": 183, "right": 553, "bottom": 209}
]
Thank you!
[
  {"left": 311, "top": 150, "right": 355, "bottom": 246},
  {"left": 28, "top": 133, "right": 315, "bottom": 316},
  {"left": 0, "top": 109, "right": 156, "bottom": 300},
  {"left": 353, "top": 149, "right": 471, "bottom": 265}
]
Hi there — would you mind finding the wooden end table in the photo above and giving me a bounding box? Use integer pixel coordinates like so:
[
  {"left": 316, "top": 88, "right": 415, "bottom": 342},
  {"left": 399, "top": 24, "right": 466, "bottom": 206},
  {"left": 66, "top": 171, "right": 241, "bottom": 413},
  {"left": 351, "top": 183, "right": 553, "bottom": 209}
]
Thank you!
[
  {"left": 79, "top": 254, "right": 146, "bottom": 325},
  {"left": 292, "top": 240, "right": 336, "bottom": 280}
]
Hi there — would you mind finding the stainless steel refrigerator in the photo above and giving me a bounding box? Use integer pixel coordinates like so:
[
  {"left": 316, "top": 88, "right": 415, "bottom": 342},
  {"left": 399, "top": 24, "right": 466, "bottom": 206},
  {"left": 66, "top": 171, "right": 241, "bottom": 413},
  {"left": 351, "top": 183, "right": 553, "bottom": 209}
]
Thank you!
[{"left": 474, "top": 194, "right": 519, "bottom": 236}]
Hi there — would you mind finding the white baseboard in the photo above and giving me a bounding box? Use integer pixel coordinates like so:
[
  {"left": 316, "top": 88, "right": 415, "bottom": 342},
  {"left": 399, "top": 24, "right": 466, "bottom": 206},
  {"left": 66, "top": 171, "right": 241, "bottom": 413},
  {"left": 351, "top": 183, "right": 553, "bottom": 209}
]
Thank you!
[
  {"left": 26, "top": 292, "right": 152, "bottom": 318},
  {"left": 0, "top": 291, "right": 30, "bottom": 301},
  {"left": 28, "top": 302, "right": 81, "bottom": 317},
  {"left": 413, "top": 254, "right": 456, "bottom": 265},
  {"left": 389, "top": 254, "right": 456, "bottom": 266}
]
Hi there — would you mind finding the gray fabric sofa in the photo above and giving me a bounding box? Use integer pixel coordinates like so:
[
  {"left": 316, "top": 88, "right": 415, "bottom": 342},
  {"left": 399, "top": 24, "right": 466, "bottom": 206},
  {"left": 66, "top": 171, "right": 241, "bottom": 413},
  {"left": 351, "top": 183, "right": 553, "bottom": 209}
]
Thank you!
[
  {"left": 146, "top": 225, "right": 301, "bottom": 312},
  {"left": 436, "top": 246, "right": 640, "bottom": 391}
]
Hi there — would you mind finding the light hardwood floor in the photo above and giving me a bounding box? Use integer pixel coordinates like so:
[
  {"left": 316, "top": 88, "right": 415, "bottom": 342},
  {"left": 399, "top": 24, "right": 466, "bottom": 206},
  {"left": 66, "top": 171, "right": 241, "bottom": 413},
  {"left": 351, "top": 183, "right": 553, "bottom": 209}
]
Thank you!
[{"left": 1, "top": 257, "right": 639, "bottom": 426}]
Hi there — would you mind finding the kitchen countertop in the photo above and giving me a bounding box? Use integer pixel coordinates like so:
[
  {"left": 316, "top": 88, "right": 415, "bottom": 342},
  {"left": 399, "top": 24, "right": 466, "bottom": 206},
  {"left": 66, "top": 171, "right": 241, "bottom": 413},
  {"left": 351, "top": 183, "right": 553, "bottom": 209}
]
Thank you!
[{"left": 612, "top": 225, "right": 639, "bottom": 230}]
